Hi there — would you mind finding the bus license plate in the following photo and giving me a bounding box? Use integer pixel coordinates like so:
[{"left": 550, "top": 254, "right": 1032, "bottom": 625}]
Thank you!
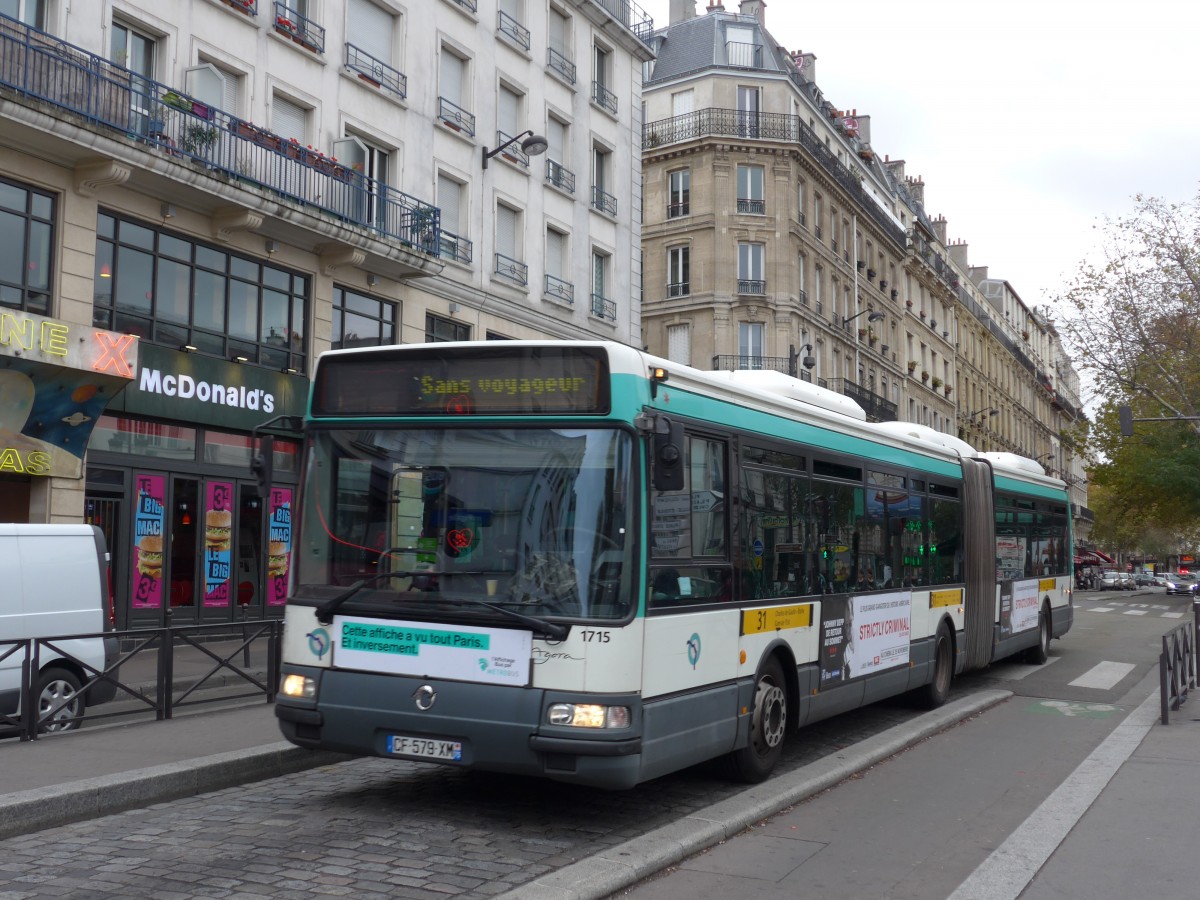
[{"left": 387, "top": 734, "right": 463, "bottom": 761}]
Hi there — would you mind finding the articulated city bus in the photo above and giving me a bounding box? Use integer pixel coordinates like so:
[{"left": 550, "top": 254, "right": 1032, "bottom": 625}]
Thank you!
[{"left": 269, "top": 341, "right": 1072, "bottom": 788}]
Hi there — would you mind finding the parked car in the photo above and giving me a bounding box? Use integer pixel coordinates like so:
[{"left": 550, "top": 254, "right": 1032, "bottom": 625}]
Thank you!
[
  {"left": 1163, "top": 573, "right": 1199, "bottom": 596},
  {"left": 1133, "top": 573, "right": 1158, "bottom": 588},
  {"left": 1118, "top": 573, "right": 1136, "bottom": 590},
  {"left": 1098, "top": 571, "right": 1124, "bottom": 591}
]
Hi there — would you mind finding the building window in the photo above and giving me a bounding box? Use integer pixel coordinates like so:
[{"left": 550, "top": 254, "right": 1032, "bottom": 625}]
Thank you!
[
  {"left": 544, "top": 228, "right": 572, "bottom": 304},
  {"left": 544, "top": 116, "right": 575, "bottom": 192},
  {"left": 435, "top": 173, "right": 471, "bottom": 264},
  {"left": 494, "top": 204, "right": 526, "bottom": 285},
  {"left": 497, "top": 0, "right": 530, "bottom": 49},
  {"left": 667, "top": 246, "right": 690, "bottom": 297},
  {"left": 738, "top": 321, "right": 764, "bottom": 368},
  {"left": 426, "top": 312, "right": 469, "bottom": 342},
  {"left": 346, "top": 0, "right": 403, "bottom": 97},
  {"left": 736, "top": 165, "right": 764, "bottom": 215},
  {"left": 5, "top": 0, "right": 45, "bottom": 27},
  {"left": 668, "top": 169, "right": 690, "bottom": 218},
  {"left": 667, "top": 323, "right": 690, "bottom": 366},
  {"left": 332, "top": 286, "right": 396, "bottom": 349},
  {"left": 111, "top": 19, "right": 157, "bottom": 136},
  {"left": 592, "top": 44, "right": 616, "bottom": 114},
  {"left": 737, "top": 243, "right": 765, "bottom": 294},
  {"left": 591, "top": 147, "right": 616, "bottom": 215},
  {"left": 0, "top": 176, "right": 54, "bottom": 315},
  {"left": 93, "top": 211, "right": 308, "bottom": 373},
  {"left": 496, "top": 83, "right": 533, "bottom": 168},
  {"left": 438, "top": 47, "right": 474, "bottom": 135},
  {"left": 591, "top": 250, "right": 614, "bottom": 319},
  {"left": 547, "top": 5, "right": 575, "bottom": 83}
]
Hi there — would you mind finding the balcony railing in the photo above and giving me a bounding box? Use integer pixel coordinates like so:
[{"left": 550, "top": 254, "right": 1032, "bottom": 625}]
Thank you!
[
  {"left": 667, "top": 201, "right": 689, "bottom": 218},
  {"left": 446, "top": 0, "right": 477, "bottom": 11},
  {"left": 642, "top": 107, "right": 907, "bottom": 250},
  {"left": 494, "top": 130, "right": 531, "bottom": 168},
  {"left": 546, "top": 159, "right": 575, "bottom": 193},
  {"left": 547, "top": 47, "right": 576, "bottom": 84},
  {"left": 0, "top": 15, "right": 440, "bottom": 256},
  {"left": 497, "top": 11, "right": 530, "bottom": 50},
  {"left": 711, "top": 355, "right": 793, "bottom": 374},
  {"left": 591, "top": 80, "right": 617, "bottom": 115},
  {"left": 494, "top": 252, "right": 528, "bottom": 286},
  {"left": 345, "top": 43, "right": 406, "bottom": 99},
  {"left": 591, "top": 294, "right": 616, "bottom": 320},
  {"left": 667, "top": 281, "right": 689, "bottom": 298},
  {"left": 220, "top": 0, "right": 258, "bottom": 15},
  {"left": 273, "top": 2, "right": 324, "bottom": 54},
  {"left": 824, "top": 378, "right": 898, "bottom": 422},
  {"left": 592, "top": 185, "right": 617, "bottom": 216},
  {"left": 544, "top": 274, "right": 574, "bottom": 304},
  {"left": 726, "top": 41, "right": 762, "bottom": 68},
  {"left": 737, "top": 198, "right": 765, "bottom": 215},
  {"left": 589, "top": 0, "right": 654, "bottom": 45},
  {"left": 438, "top": 96, "right": 475, "bottom": 136},
  {"left": 737, "top": 279, "right": 766, "bottom": 295},
  {"left": 439, "top": 230, "right": 472, "bottom": 264}
]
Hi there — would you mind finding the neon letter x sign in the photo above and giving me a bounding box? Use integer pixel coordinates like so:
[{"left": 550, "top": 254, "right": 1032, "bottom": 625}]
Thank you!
[{"left": 93, "top": 333, "right": 136, "bottom": 378}]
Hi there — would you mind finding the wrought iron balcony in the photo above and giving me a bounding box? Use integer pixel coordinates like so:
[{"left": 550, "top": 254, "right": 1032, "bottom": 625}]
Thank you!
[
  {"left": 273, "top": 2, "right": 324, "bottom": 54},
  {"left": 438, "top": 97, "right": 475, "bottom": 136},
  {"left": 0, "top": 15, "right": 440, "bottom": 258},
  {"left": 667, "top": 201, "right": 689, "bottom": 218},
  {"left": 446, "top": 0, "right": 477, "bottom": 11},
  {"left": 711, "top": 355, "right": 793, "bottom": 374},
  {"left": 591, "top": 80, "right": 617, "bottom": 115},
  {"left": 591, "top": 294, "right": 616, "bottom": 320},
  {"left": 547, "top": 47, "right": 576, "bottom": 84},
  {"left": 592, "top": 185, "right": 617, "bottom": 216},
  {"left": 725, "top": 41, "right": 762, "bottom": 68},
  {"left": 439, "top": 230, "right": 472, "bottom": 264},
  {"left": 220, "top": 0, "right": 257, "bottom": 15},
  {"left": 737, "top": 279, "right": 766, "bottom": 295},
  {"left": 494, "top": 252, "right": 528, "bottom": 286},
  {"left": 824, "top": 378, "right": 898, "bottom": 422},
  {"left": 497, "top": 10, "right": 530, "bottom": 50},
  {"left": 345, "top": 43, "right": 406, "bottom": 99},
  {"left": 737, "top": 198, "right": 765, "bottom": 215},
  {"left": 546, "top": 159, "right": 575, "bottom": 192},
  {"left": 493, "top": 130, "right": 532, "bottom": 168},
  {"left": 544, "top": 274, "right": 574, "bottom": 304},
  {"left": 588, "top": 0, "right": 654, "bottom": 45},
  {"left": 667, "top": 281, "right": 689, "bottom": 298},
  {"left": 642, "top": 107, "right": 906, "bottom": 250}
]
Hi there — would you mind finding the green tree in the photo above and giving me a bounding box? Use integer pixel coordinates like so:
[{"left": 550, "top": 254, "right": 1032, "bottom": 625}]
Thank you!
[{"left": 1056, "top": 190, "right": 1200, "bottom": 533}]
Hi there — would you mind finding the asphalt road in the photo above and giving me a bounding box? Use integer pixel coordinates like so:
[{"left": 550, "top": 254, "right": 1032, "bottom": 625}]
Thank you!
[{"left": 0, "top": 588, "right": 1187, "bottom": 899}]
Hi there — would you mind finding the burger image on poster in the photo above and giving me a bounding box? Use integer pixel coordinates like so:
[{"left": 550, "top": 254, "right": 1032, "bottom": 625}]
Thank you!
[
  {"left": 268, "top": 541, "right": 289, "bottom": 579},
  {"left": 137, "top": 534, "right": 164, "bottom": 580},
  {"left": 0, "top": 370, "right": 77, "bottom": 474},
  {"left": 206, "top": 509, "right": 232, "bottom": 552}
]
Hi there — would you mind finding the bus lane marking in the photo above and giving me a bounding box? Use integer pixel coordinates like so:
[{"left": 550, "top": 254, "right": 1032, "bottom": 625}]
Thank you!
[{"left": 1068, "top": 661, "right": 1134, "bottom": 690}]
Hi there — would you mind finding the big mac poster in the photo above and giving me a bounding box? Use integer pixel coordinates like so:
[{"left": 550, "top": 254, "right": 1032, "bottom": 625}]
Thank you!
[
  {"left": 267, "top": 487, "right": 292, "bottom": 606},
  {"left": 132, "top": 473, "right": 166, "bottom": 609},
  {"left": 203, "top": 481, "right": 233, "bottom": 607}
]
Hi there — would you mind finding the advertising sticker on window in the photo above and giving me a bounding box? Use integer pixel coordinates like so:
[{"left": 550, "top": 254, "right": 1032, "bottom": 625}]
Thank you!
[
  {"left": 268, "top": 487, "right": 292, "bottom": 606},
  {"left": 203, "top": 481, "right": 233, "bottom": 607},
  {"left": 131, "top": 473, "right": 165, "bottom": 609}
]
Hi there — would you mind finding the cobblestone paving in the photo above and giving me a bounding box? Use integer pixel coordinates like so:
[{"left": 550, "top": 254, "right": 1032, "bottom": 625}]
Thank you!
[{"left": 0, "top": 677, "right": 995, "bottom": 899}]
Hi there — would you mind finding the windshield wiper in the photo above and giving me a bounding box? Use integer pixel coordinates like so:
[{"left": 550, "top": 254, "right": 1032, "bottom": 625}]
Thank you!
[
  {"left": 457, "top": 599, "right": 569, "bottom": 641},
  {"left": 314, "top": 569, "right": 488, "bottom": 624}
]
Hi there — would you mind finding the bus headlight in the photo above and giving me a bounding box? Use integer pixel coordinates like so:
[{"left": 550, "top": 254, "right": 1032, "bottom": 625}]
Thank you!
[
  {"left": 547, "top": 703, "right": 630, "bottom": 729},
  {"left": 281, "top": 674, "right": 316, "bottom": 699}
]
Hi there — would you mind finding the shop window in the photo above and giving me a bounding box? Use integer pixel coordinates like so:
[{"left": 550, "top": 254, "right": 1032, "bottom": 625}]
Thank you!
[
  {"left": 91, "top": 414, "right": 197, "bottom": 459},
  {"left": 0, "top": 175, "right": 54, "bottom": 315},
  {"left": 203, "top": 430, "right": 253, "bottom": 467},
  {"left": 93, "top": 212, "right": 309, "bottom": 373},
  {"left": 425, "top": 312, "right": 469, "bottom": 342},
  {"left": 333, "top": 286, "right": 397, "bottom": 349}
]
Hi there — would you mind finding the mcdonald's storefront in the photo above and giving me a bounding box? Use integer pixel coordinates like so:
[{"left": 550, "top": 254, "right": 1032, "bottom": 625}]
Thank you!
[{"left": 83, "top": 343, "right": 308, "bottom": 628}]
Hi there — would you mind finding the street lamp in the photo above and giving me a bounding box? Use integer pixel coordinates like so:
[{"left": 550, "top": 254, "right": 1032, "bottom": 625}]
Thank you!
[
  {"left": 481, "top": 129, "right": 548, "bottom": 169},
  {"left": 969, "top": 407, "right": 999, "bottom": 422},
  {"left": 841, "top": 309, "right": 885, "bottom": 328}
]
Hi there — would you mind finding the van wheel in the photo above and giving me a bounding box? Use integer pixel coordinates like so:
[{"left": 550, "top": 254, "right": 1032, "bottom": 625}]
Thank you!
[
  {"left": 1026, "top": 604, "right": 1051, "bottom": 665},
  {"left": 725, "top": 656, "right": 787, "bottom": 783},
  {"left": 36, "top": 669, "right": 83, "bottom": 734},
  {"left": 916, "top": 622, "right": 953, "bottom": 709}
]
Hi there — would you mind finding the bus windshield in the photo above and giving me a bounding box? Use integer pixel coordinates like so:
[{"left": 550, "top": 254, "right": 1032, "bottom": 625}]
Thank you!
[{"left": 296, "top": 426, "right": 635, "bottom": 622}]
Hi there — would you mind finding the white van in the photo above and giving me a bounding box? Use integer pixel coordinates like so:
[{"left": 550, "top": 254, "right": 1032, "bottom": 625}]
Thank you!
[{"left": 0, "top": 524, "right": 119, "bottom": 734}]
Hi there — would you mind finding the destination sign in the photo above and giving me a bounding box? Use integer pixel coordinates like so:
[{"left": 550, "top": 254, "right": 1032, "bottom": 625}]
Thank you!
[
  {"left": 313, "top": 346, "right": 610, "bottom": 416},
  {"left": 743, "top": 603, "right": 814, "bottom": 635}
]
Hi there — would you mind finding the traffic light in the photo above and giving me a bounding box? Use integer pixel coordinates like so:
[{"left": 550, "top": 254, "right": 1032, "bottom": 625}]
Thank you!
[{"left": 1118, "top": 405, "right": 1134, "bottom": 437}]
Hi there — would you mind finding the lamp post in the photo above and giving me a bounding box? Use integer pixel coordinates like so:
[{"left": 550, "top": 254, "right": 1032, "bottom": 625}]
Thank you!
[
  {"left": 842, "top": 309, "right": 885, "bottom": 328},
  {"left": 481, "top": 129, "right": 548, "bottom": 169},
  {"left": 969, "top": 407, "right": 999, "bottom": 423}
]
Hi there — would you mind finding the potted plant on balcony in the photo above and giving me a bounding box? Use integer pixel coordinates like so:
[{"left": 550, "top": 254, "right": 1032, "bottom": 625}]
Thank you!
[
  {"left": 907, "top": 360, "right": 918, "bottom": 374},
  {"left": 931, "top": 376, "right": 943, "bottom": 389},
  {"left": 921, "top": 370, "right": 930, "bottom": 383},
  {"left": 181, "top": 123, "right": 219, "bottom": 155},
  {"left": 944, "top": 385, "right": 953, "bottom": 397}
]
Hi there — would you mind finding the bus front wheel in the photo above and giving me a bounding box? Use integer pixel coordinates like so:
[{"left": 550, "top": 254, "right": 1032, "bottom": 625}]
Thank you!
[
  {"left": 916, "top": 621, "right": 953, "bottom": 710},
  {"left": 1026, "top": 603, "right": 1051, "bottom": 665},
  {"left": 726, "top": 655, "right": 787, "bottom": 783}
]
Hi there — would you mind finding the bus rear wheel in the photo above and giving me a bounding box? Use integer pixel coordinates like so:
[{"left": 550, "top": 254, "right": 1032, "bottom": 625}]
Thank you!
[
  {"left": 916, "top": 622, "right": 952, "bottom": 710},
  {"left": 726, "top": 656, "right": 787, "bottom": 783},
  {"left": 1026, "top": 603, "right": 1051, "bottom": 664}
]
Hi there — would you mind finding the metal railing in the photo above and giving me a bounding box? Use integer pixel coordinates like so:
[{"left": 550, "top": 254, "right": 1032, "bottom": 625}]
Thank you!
[
  {"left": 494, "top": 252, "right": 528, "bottom": 286},
  {"left": 592, "top": 185, "right": 618, "bottom": 216},
  {"left": 345, "top": 43, "right": 406, "bottom": 99},
  {"left": 0, "top": 14, "right": 440, "bottom": 255},
  {"left": 0, "top": 620, "right": 282, "bottom": 741},
  {"left": 544, "top": 273, "right": 574, "bottom": 304},
  {"left": 592, "top": 80, "right": 617, "bottom": 114},
  {"left": 545, "top": 159, "right": 575, "bottom": 193},
  {"left": 497, "top": 10, "right": 530, "bottom": 50},
  {"left": 437, "top": 96, "right": 475, "bottom": 136},
  {"left": 591, "top": 294, "right": 616, "bottom": 320},
  {"left": 1160, "top": 609, "right": 1198, "bottom": 724},
  {"left": 711, "top": 354, "right": 793, "bottom": 374},
  {"left": 824, "top": 377, "right": 898, "bottom": 421},
  {"left": 494, "top": 130, "right": 532, "bottom": 167},
  {"left": 273, "top": 1, "right": 325, "bottom": 54},
  {"left": 439, "top": 229, "right": 472, "bottom": 264},
  {"left": 589, "top": 0, "right": 654, "bottom": 44},
  {"left": 547, "top": 47, "right": 576, "bottom": 84}
]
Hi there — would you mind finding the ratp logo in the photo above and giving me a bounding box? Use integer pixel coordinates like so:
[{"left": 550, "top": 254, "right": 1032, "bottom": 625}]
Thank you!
[
  {"left": 687, "top": 633, "right": 701, "bottom": 669},
  {"left": 307, "top": 627, "right": 330, "bottom": 660}
]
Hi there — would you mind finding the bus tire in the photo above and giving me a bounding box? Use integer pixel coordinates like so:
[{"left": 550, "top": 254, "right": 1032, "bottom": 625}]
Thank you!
[
  {"left": 916, "top": 622, "right": 952, "bottom": 710},
  {"left": 726, "top": 655, "right": 787, "bottom": 783},
  {"left": 1026, "top": 603, "right": 1051, "bottom": 665}
]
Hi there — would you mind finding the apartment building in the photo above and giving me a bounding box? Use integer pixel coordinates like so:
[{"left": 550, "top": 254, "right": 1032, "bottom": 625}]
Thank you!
[
  {"left": 0, "top": 0, "right": 652, "bottom": 627},
  {"left": 640, "top": 0, "right": 1088, "bottom": 534}
]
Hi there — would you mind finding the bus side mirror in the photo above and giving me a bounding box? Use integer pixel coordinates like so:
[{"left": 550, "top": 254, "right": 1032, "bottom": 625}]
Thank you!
[
  {"left": 653, "top": 417, "right": 685, "bottom": 491},
  {"left": 251, "top": 435, "right": 275, "bottom": 493}
]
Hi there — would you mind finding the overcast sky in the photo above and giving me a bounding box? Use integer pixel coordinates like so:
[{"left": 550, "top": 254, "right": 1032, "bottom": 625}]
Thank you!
[{"left": 640, "top": 0, "right": 1200, "bottom": 314}]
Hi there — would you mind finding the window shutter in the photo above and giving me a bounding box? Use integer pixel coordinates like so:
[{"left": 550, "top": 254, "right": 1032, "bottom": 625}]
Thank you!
[
  {"left": 546, "top": 230, "right": 564, "bottom": 278},
  {"left": 549, "top": 8, "right": 568, "bottom": 54},
  {"left": 437, "top": 177, "right": 462, "bottom": 234},
  {"left": 498, "top": 86, "right": 520, "bottom": 137},
  {"left": 440, "top": 51, "right": 463, "bottom": 105},
  {"left": 272, "top": 96, "right": 306, "bottom": 145},
  {"left": 348, "top": 0, "right": 393, "bottom": 63},
  {"left": 332, "top": 136, "right": 368, "bottom": 175},
  {"left": 184, "top": 64, "right": 225, "bottom": 111},
  {"left": 667, "top": 324, "right": 690, "bottom": 366},
  {"left": 496, "top": 205, "right": 518, "bottom": 258},
  {"left": 671, "top": 90, "right": 693, "bottom": 116}
]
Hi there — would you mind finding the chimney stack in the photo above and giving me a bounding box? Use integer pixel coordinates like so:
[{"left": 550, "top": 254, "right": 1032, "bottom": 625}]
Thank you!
[
  {"left": 706, "top": 1, "right": 725, "bottom": 13},
  {"left": 739, "top": 0, "right": 766, "bottom": 24},
  {"left": 670, "top": 0, "right": 697, "bottom": 23},
  {"left": 933, "top": 215, "right": 948, "bottom": 245}
]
